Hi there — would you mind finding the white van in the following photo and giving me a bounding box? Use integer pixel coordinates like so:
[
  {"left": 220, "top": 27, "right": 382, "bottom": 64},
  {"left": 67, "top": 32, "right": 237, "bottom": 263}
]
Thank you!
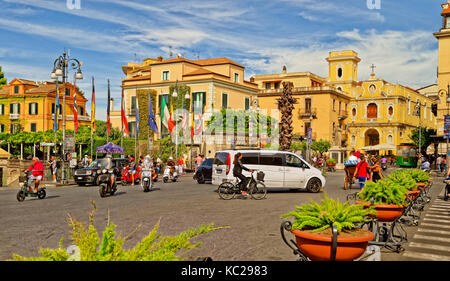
[{"left": 212, "top": 150, "right": 326, "bottom": 192}]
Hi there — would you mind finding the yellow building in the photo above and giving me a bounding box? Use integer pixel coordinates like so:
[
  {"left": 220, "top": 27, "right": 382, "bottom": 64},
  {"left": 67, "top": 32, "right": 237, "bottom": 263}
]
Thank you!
[
  {"left": 254, "top": 50, "right": 437, "bottom": 159},
  {"left": 121, "top": 55, "right": 259, "bottom": 157},
  {"left": 434, "top": 1, "right": 450, "bottom": 136},
  {"left": 0, "top": 78, "right": 90, "bottom": 133}
]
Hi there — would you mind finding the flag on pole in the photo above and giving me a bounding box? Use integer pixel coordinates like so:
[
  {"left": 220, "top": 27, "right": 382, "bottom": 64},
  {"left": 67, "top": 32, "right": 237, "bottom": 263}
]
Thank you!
[
  {"left": 169, "top": 97, "right": 175, "bottom": 133},
  {"left": 107, "top": 79, "right": 111, "bottom": 137},
  {"left": 161, "top": 96, "right": 175, "bottom": 131},
  {"left": 148, "top": 93, "right": 158, "bottom": 134},
  {"left": 136, "top": 96, "right": 140, "bottom": 137},
  {"left": 53, "top": 81, "right": 60, "bottom": 132},
  {"left": 91, "top": 77, "right": 96, "bottom": 132},
  {"left": 121, "top": 88, "right": 129, "bottom": 135},
  {"left": 73, "top": 79, "right": 79, "bottom": 132}
]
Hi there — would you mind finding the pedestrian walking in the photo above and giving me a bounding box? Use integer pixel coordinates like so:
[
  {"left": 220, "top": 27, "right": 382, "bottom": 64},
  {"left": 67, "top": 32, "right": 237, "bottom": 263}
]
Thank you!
[
  {"left": 48, "top": 156, "right": 58, "bottom": 183},
  {"left": 178, "top": 156, "right": 184, "bottom": 175},
  {"left": 353, "top": 154, "right": 369, "bottom": 189},
  {"left": 437, "top": 155, "right": 443, "bottom": 173}
]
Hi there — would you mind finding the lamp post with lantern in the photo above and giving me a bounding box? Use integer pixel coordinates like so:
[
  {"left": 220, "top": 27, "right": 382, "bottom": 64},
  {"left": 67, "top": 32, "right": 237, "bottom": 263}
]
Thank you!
[{"left": 50, "top": 49, "right": 83, "bottom": 183}]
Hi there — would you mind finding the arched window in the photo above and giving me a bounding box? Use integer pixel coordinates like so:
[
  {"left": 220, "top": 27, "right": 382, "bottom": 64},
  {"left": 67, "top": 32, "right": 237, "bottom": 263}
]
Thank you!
[
  {"left": 387, "top": 135, "right": 393, "bottom": 144},
  {"left": 367, "top": 103, "right": 378, "bottom": 118},
  {"left": 388, "top": 106, "right": 393, "bottom": 116},
  {"left": 352, "top": 108, "right": 357, "bottom": 117}
]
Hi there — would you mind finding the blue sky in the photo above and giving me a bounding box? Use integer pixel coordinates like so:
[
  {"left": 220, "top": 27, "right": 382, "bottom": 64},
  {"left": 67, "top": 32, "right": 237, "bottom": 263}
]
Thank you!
[{"left": 0, "top": 0, "right": 446, "bottom": 120}]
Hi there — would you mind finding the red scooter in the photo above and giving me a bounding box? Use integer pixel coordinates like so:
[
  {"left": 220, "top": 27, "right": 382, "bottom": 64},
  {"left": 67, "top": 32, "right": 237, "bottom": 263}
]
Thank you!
[{"left": 121, "top": 166, "right": 141, "bottom": 185}]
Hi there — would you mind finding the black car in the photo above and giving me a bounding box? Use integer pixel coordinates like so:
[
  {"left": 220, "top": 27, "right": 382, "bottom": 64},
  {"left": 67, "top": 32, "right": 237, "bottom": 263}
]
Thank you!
[
  {"left": 74, "top": 158, "right": 129, "bottom": 186},
  {"left": 193, "top": 158, "right": 213, "bottom": 184}
]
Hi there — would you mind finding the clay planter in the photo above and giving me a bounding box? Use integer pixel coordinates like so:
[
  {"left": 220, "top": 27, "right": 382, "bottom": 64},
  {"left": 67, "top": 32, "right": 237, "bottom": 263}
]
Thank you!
[
  {"left": 356, "top": 201, "right": 405, "bottom": 222},
  {"left": 326, "top": 163, "right": 336, "bottom": 166},
  {"left": 291, "top": 229, "right": 374, "bottom": 261},
  {"left": 417, "top": 182, "right": 428, "bottom": 188},
  {"left": 407, "top": 189, "right": 421, "bottom": 200}
]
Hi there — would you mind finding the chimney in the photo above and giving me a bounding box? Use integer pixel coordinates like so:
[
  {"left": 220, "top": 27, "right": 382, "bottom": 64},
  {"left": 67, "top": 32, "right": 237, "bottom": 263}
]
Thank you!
[
  {"left": 282, "top": 65, "right": 287, "bottom": 74},
  {"left": 110, "top": 98, "right": 114, "bottom": 112}
]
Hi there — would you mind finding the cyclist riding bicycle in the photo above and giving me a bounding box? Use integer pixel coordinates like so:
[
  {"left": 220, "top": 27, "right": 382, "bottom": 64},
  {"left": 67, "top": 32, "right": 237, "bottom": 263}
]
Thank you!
[
  {"left": 26, "top": 157, "right": 44, "bottom": 193},
  {"left": 233, "top": 152, "right": 254, "bottom": 196}
]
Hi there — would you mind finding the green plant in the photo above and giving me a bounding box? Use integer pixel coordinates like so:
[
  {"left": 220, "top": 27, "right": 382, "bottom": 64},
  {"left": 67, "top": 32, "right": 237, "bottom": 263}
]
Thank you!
[
  {"left": 385, "top": 170, "right": 417, "bottom": 191},
  {"left": 11, "top": 201, "right": 227, "bottom": 261},
  {"left": 281, "top": 193, "right": 375, "bottom": 234},
  {"left": 357, "top": 180, "right": 407, "bottom": 206},
  {"left": 407, "top": 169, "right": 430, "bottom": 183},
  {"left": 326, "top": 158, "right": 336, "bottom": 164}
]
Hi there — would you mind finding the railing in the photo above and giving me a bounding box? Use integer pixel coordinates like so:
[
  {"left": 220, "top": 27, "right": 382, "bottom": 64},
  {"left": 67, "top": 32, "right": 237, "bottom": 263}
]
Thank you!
[
  {"left": 299, "top": 108, "right": 317, "bottom": 118},
  {"left": 10, "top": 113, "right": 20, "bottom": 119},
  {"left": 259, "top": 86, "right": 347, "bottom": 95},
  {"left": 338, "top": 110, "right": 348, "bottom": 119}
]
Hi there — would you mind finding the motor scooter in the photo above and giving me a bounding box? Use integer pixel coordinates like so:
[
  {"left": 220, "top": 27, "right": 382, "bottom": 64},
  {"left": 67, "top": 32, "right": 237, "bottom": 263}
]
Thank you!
[
  {"left": 98, "top": 168, "right": 117, "bottom": 198},
  {"left": 121, "top": 166, "right": 141, "bottom": 185},
  {"left": 141, "top": 168, "right": 153, "bottom": 192},
  {"left": 381, "top": 162, "right": 387, "bottom": 171},
  {"left": 163, "top": 165, "right": 178, "bottom": 183},
  {"left": 17, "top": 171, "right": 46, "bottom": 202}
]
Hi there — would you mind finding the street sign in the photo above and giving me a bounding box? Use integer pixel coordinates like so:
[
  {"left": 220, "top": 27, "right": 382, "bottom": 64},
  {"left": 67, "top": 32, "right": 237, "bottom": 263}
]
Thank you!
[
  {"left": 64, "top": 135, "right": 75, "bottom": 152},
  {"left": 40, "top": 142, "right": 55, "bottom": 147},
  {"left": 444, "top": 115, "right": 450, "bottom": 139}
]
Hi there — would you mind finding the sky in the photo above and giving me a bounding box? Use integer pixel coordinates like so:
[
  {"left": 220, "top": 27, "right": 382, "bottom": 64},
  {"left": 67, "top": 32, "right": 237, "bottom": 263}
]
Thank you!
[{"left": 0, "top": 0, "right": 446, "bottom": 121}]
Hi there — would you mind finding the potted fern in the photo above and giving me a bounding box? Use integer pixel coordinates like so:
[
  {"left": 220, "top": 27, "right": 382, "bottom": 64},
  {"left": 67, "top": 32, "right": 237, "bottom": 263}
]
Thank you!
[
  {"left": 326, "top": 158, "right": 336, "bottom": 166},
  {"left": 281, "top": 194, "right": 375, "bottom": 261},
  {"left": 356, "top": 180, "right": 407, "bottom": 222}
]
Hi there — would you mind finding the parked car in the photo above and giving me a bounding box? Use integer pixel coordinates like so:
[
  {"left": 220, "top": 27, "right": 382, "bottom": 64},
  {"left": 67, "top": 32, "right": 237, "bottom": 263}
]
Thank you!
[
  {"left": 74, "top": 158, "right": 129, "bottom": 186},
  {"left": 212, "top": 150, "right": 326, "bottom": 193},
  {"left": 193, "top": 158, "right": 213, "bottom": 184}
]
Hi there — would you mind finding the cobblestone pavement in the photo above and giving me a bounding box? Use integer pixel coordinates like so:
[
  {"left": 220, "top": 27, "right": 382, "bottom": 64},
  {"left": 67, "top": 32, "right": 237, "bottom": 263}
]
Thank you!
[{"left": 0, "top": 169, "right": 445, "bottom": 261}]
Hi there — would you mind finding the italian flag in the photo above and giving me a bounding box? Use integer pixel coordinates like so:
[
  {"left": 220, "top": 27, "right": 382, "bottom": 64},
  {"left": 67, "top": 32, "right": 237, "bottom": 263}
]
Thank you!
[{"left": 161, "top": 97, "right": 175, "bottom": 132}]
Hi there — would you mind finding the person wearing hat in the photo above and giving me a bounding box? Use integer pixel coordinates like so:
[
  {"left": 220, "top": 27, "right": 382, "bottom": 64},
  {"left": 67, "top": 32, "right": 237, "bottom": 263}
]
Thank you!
[{"left": 81, "top": 154, "right": 90, "bottom": 168}]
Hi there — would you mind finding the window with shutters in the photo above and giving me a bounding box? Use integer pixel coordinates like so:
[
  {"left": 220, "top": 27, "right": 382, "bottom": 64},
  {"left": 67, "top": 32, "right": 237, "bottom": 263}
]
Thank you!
[
  {"left": 130, "top": 95, "right": 136, "bottom": 115},
  {"left": 192, "top": 92, "right": 206, "bottom": 112},
  {"left": 245, "top": 97, "right": 250, "bottom": 110},
  {"left": 29, "top": 103, "right": 38, "bottom": 115},
  {"left": 222, "top": 93, "right": 228, "bottom": 109},
  {"left": 10, "top": 103, "right": 20, "bottom": 114},
  {"left": 0, "top": 104, "right": 4, "bottom": 115},
  {"left": 79, "top": 106, "right": 84, "bottom": 116},
  {"left": 30, "top": 123, "right": 37, "bottom": 132},
  {"left": 14, "top": 85, "right": 19, "bottom": 94},
  {"left": 367, "top": 103, "right": 378, "bottom": 119},
  {"left": 0, "top": 124, "right": 4, "bottom": 133},
  {"left": 65, "top": 88, "right": 70, "bottom": 96}
]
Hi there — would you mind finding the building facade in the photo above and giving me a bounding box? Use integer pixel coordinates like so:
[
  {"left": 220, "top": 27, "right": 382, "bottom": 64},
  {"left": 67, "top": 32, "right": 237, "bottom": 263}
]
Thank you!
[
  {"left": 0, "top": 78, "right": 90, "bottom": 133},
  {"left": 254, "top": 50, "right": 437, "bottom": 156},
  {"left": 121, "top": 56, "right": 259, "bottom": 157},
  {"left": 434, "top": 1, "right": 450, "bottom": 136}
]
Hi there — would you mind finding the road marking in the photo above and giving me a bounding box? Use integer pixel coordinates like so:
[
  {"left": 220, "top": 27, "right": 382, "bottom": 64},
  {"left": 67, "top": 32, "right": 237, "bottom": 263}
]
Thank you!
[
  {"left": 408, "top": 242, "right": 450, "bottom": 253},
  {"left": 420, "top": 222, "right": 450, "bottom": 229},
  {"left": 424, "top": 214, "right": 450, "bottom": 219},
  {"left": 417, "top": 228, "right": 450, "bottom": 235},
  {"left": 422, "top": 217, "right": 450, "bottom": 224},
  {"left": 413, "top": 234, "right": 450, "bottom": 243},
  {"left": 403, "top": 251, "right": 450, "bottom": 261}
]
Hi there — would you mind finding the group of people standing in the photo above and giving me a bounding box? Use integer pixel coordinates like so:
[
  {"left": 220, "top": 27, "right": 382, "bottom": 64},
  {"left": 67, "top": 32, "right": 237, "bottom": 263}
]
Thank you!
[{"left": 348, "top": 151, "right": 385, "bottom": 189}]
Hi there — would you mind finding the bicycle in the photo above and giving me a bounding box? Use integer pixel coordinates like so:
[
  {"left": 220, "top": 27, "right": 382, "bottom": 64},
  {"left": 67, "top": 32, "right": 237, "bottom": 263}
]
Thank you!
[{"left": 217, "top": 170, "right": 267, "bottom": 200}]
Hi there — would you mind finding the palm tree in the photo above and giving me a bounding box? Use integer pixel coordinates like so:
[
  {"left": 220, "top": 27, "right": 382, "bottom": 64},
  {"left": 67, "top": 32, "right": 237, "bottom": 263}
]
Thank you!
[{"left": 277, "top": 82, "right": 297, "bottom": 151}]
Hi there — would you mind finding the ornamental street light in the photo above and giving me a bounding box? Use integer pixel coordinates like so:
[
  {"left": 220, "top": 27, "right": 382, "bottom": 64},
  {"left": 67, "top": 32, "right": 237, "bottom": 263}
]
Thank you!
[{"left": 51, "top": 49, "right": 83, "bottom": 183}]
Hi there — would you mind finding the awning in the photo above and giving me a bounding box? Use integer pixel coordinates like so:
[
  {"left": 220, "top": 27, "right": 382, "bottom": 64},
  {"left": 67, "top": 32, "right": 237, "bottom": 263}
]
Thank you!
[
  {"left": 360, "top": 143, "right": 397, "bottom": 151},
  {"left": 0, "top": 147, "right": 10, "bottom": 159},
  {"left": 426, "top": 143, "right": 449, "bottom": 155},
  {"left": 96, "top": 142, "right": 124, "bottom": 154}
]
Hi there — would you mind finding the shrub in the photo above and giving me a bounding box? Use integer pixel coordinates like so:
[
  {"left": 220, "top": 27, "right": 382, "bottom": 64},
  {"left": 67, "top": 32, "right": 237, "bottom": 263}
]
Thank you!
[
  {"left": 281, "top": 193, "right": 375, "bottom": 234},
  {"left": 357, "top": 180, "right": 407, "bottom": 206},
  {"left": 326, "top": 158, "right": 336, "bottom": 164},
  {"left": 385, "top": 170, "right": 417, "bottom": 191},
  {"left": 11, "top": 201, "right": 227, "bottom": 261}
]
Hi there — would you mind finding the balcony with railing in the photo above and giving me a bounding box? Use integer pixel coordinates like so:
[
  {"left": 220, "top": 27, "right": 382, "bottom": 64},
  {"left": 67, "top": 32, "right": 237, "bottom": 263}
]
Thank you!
[
  {"left": 338, "top": 109, "right": 348, "bottom": 120},
  {"left": 10, "top": 113, "right": 20, "bottom": 120},
  {"left": 298, "top": 108, "right": 317, "bottom": 119}
]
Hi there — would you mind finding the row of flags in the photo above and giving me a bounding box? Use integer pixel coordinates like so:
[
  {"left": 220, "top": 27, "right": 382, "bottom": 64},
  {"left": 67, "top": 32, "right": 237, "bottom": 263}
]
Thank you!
[{"left": 54, "top": 78, "right": 201, "bottom": 139}]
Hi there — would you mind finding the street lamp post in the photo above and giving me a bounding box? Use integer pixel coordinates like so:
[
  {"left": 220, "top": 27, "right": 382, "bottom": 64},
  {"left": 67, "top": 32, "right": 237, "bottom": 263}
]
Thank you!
[
  {"left": 51, "top": 49, "right": 83, "bottom": 183},
  {"left": 173, "top": 81, "right": 178, "bottom": 160}
]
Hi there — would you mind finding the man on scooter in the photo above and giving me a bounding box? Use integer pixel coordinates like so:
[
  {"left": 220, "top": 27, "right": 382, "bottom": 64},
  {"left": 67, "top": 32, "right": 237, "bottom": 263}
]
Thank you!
[
  {"left": 105, "top": 155, "right": 116, "bottom": 187},
  {"left": 26, "top": 157, "right": 44, "bottom": 193},
  {"left": 128, "top": 157, "right": 137, "bottom": 185},
  {"left": 167, "top": 157, "right": 176, "bottom": 178}
]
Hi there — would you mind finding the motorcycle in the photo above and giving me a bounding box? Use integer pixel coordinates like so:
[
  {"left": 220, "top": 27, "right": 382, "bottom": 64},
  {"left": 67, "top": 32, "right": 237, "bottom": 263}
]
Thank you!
[
  {"left": 381, "top": 163, "right": 387, "bottom": 171},
  {"left": 121, "top": 166, "right": 141, "bottom": 185},
  {"left": 98, "top": 168, "right": 118, "bottom": 198},
  {"left": 163, "top": 165, "right": 178, "bottom": 183},
  {"left": 141, "top": 168, "right": 153, "bottom": 192},
  {"left": 17, "top": 171, "right": 46, "bottom": 202}
]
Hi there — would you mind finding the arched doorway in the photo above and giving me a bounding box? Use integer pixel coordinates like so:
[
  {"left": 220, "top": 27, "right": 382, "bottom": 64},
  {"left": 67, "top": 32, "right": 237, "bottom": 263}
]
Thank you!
[{"left": 365, "top": 129, "right": 380, "bottom": 146}]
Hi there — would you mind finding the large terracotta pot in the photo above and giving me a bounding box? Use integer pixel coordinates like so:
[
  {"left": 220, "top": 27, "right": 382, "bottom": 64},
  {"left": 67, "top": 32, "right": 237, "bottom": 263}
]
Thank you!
[
  {"left": 356, "top": 201, "right": 405, "bottom": 222},
  {"left": 417, "top": 182, "right": 428, "bottom": 188},
  {"left": 291, "top": 229, "right": 374, "bottom": 261},
  {"left": 407, "top": 190, "right": 421, "bottom": 200}
]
